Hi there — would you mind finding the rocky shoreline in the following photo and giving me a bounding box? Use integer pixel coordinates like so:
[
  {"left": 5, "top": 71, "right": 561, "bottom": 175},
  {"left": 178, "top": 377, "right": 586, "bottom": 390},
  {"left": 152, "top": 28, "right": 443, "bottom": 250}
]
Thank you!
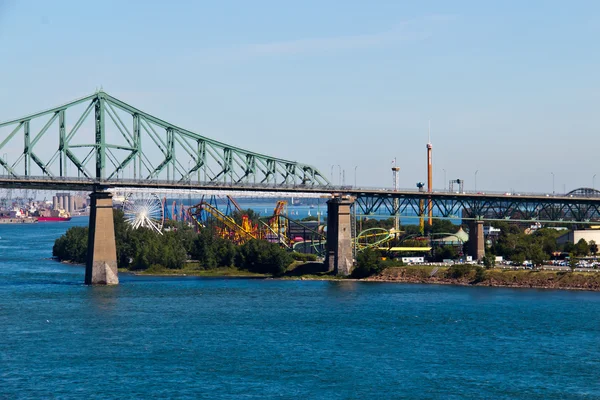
[
  {"left": 59, "top": 259, "right": 600, "bottom": 291},
  {"left": 366, "top": 267, "right": 600, "bottom": 291}
]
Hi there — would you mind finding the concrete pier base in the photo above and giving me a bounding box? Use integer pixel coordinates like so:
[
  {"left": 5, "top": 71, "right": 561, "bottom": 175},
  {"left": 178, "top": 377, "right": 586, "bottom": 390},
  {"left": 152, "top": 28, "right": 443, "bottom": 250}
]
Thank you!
[
  {"left": 468, "top": 220, "right": 485, "bottom": 261},
  {"left": 325, "top": 196, "right": 354, "bottom": 276},
  {"left": 85, "top": 191, "right": 119, "bottom": 285}
]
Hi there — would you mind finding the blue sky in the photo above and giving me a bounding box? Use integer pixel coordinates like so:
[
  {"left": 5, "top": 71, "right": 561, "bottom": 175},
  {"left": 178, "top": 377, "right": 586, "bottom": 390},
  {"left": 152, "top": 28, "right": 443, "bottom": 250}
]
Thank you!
[{"left": 0, "top": 0, "right": 599, "bottom": 192}]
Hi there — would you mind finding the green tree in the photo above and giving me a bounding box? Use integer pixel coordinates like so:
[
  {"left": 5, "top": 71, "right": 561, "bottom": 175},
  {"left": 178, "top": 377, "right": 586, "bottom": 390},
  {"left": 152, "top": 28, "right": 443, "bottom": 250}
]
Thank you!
[
  {"left": 403, "top": 225, "right": 422, "bottom": 235},
  {"left": 425, "top": 219, "right": 459, "bottom": 234},
  {"left": 482, "top": 253, "right": 496, "bottom": 269},
  {"left": 435, "top": 245, "right": 458, "bottom": 262},
  {"left": 52, "top": 226, "right": 89, "bottom": 264},
  {"left": 511, "top": 253, "right": 525, "bottom": 266},
  {"left": 589, "top": 240, "right": 598, "bottom": 256},
  {"left": 529, "top": 246, "right": 547, "bottom": 266},
  {"left": 569, "top": 256, "right": 578, "bottom": 271},
  {"left": 573, "top": 238, "right": 589, "bottom": 256},
  {"left": 213, "top": 237, "right": 238, "bottom": 267},
  {"left": 237, "top": 240, "right": 293, "bottom": 275},
  {"left": 351, "top": 248, "right": 383, "bottom": 278},
  {"left": 190, "top": 229, "right": 217, "bottom": 269},
  {"left": 360, "top": 217, "right": 395, "bottom": 230},
  {"left": 563, "top": 242, "right": 575, "bottom": 254}
]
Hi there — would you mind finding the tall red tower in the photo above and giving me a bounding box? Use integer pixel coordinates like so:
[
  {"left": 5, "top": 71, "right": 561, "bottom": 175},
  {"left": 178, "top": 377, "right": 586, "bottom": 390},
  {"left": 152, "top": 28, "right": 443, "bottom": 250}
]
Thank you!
[{"left": 427, "top": 123, "right": 433, "bottom": 226}]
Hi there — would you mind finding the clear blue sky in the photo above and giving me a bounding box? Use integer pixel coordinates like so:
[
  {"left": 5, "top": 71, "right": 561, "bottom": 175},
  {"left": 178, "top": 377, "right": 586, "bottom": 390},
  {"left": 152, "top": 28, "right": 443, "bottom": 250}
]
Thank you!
[{"left": 0, "top": 0, "right": 598, "bottom": 192}]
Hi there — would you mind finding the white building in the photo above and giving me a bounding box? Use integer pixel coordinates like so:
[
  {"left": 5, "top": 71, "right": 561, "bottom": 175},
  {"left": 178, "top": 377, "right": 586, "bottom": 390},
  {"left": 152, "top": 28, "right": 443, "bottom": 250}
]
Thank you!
[{"left": 557, "top": 230, "right": 600, "bottom": 245}]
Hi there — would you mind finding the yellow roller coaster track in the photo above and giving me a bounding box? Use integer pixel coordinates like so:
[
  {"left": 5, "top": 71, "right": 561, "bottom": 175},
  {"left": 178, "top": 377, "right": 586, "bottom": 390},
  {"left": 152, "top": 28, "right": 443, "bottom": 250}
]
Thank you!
[{"left": 192, "top": 202, "right": 257, "bottom": 243}]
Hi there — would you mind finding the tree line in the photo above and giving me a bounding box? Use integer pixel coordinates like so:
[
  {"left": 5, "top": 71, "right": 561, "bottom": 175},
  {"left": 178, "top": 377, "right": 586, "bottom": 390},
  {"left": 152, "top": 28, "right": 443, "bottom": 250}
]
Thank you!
[{"left": 53, "top": 210, "right": 293, "bottom": 275}]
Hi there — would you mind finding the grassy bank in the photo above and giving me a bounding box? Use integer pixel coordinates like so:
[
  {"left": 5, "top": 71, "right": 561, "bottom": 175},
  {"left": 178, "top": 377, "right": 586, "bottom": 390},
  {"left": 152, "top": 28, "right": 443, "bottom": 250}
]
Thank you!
[
  {"left": 118, "top": 261, "right": 600, "bottom": 291},
  {"left": 120, "top": 263, "right": 269, "bottom": 278},
  {"left": 119, "top": 259, "right": 341, "bottom": 279}
]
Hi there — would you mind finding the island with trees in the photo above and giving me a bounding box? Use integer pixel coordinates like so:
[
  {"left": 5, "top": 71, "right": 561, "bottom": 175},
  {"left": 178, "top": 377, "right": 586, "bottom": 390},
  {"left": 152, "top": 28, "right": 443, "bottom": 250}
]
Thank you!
[{"left": 52, "top": 211, "right": 600, "bottom": 290}]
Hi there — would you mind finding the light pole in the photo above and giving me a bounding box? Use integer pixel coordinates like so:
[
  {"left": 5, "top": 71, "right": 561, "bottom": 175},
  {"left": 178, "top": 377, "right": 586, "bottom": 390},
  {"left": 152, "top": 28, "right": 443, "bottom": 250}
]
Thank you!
[
  {"left": 188, "top": 160, "right": 193, "bottom": 209},
  {"left": 474, "top": 170, "right": 479, "bottom": 192},
  {"left": 594, "top": 174, "right": 596, "bottom": 190},
  {"left": 337, "top": 164, "right": 341, "bottom": 186},
  {"left": 330, "top": 165, "right": 334, "bottom": 184},
  {"left": 443, "top": 168, "right": 446, "bottom": 191},
  {"left": 551, "top": 172, "right": 555, "bottom": 195},
  {"left": 354, "top": 166, "right": 358, "bottom": 188}
]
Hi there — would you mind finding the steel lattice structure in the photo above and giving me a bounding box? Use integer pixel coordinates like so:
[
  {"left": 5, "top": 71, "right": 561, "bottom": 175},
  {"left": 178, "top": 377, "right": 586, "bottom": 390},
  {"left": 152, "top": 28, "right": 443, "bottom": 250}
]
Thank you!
[
  {"left": 2, "top": 91, "right": 600, "bottom": 224},
  {"left": 354, "top": 191, "right": 600, "bottom": 223},
  {"left": 0, "top": 90, "right": 329, "bottom": 186}
]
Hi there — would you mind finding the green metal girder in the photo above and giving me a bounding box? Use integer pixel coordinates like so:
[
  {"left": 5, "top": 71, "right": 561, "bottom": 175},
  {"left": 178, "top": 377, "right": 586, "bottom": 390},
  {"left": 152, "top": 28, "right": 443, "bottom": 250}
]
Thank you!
[
  {"left": 354, "top": 194, "right": 600, "bottom": 223},
  {"left": 0, "top": 90, "right": 330, "bottom": 186}
]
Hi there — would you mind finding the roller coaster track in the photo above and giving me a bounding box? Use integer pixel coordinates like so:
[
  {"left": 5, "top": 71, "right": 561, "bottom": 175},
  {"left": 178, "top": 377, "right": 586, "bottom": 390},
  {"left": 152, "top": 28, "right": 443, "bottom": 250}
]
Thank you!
[
  {"left": 355, "top": 228, "right": 396, "bottom": 251},
  {"left": 188, "top": 201, "right": 257, "bottom": 243}
]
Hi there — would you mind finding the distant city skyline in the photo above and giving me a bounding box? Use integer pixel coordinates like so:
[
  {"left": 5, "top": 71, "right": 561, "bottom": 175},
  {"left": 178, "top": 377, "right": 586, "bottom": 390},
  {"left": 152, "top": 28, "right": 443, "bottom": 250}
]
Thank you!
[{"left": 0, "top": 1, "right": 599, "bottom": 193}]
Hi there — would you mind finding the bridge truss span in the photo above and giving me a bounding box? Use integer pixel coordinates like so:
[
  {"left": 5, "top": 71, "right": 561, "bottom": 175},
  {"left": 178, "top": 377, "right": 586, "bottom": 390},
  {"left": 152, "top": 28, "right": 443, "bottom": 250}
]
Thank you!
[
  {"left": 0, "top": 90, "right": 329, "bottom": 187},
  {"left": 354, "top": 192, "right": 600, "bottom": 223}
]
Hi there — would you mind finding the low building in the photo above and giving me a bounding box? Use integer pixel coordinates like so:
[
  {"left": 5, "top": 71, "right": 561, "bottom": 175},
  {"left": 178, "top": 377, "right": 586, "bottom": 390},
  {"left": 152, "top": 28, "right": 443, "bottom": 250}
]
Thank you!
[{"left": 557, "top": 230, "right": 600, "bottom": 245}]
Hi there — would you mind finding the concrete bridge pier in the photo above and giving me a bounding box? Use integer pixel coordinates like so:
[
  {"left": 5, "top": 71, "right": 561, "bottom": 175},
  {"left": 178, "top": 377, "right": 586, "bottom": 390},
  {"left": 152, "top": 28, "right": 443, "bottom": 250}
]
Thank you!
[
  {"left": 468, "top": 220, "right": 485, "bottom": 261},
  {"left": 85, "top": 190, "right": 119, "bottom": 285},
  {"left": 325, "top": 196, "right": 355, "bottom": 276}
]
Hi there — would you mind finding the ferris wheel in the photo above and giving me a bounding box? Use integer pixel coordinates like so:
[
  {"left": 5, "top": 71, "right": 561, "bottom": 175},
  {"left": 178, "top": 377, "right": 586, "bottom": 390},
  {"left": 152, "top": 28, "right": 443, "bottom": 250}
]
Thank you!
[{"left": 122, "top": 192, "right": 164, "bottom": 234}]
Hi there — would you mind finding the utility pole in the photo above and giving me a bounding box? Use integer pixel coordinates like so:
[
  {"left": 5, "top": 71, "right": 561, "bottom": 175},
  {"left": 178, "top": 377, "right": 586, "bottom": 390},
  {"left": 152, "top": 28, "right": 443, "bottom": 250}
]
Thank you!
[{"left": 392, "top": 158, "right": 400, "bottom": 233}]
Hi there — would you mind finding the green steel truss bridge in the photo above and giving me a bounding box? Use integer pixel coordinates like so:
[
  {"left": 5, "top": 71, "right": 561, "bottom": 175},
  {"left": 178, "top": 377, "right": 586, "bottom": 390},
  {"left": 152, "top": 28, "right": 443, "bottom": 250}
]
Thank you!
[
  {"left": 353, "top": 189, "right": 600, "bottom": 223},
  {"left": 0, "top": 90, "right": 329, "bottom": 188},
  {"left": 1, "top": 91, "right": 599, "bottom": 224}
]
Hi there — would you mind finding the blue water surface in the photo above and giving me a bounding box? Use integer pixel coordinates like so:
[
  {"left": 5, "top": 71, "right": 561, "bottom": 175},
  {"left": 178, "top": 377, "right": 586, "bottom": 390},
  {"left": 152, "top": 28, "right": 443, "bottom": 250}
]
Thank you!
[{"left": 0, "top": 218, "right": 599, "bottom": 399}]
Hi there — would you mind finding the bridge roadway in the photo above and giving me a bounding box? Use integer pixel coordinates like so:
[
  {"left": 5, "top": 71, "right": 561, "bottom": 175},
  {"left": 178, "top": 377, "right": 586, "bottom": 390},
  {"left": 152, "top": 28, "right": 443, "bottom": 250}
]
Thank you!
[
  {"left": 0, "top": 174, "right": 582, "bottom": 198},
  {"left": 2, "top": 175, "right": 600, "bottom": 222}
]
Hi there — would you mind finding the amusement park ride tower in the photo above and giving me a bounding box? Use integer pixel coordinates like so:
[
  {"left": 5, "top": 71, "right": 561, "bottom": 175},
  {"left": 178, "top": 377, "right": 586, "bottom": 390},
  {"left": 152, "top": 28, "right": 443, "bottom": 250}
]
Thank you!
[{"left": 426, "top": 122, "right": 433, "bottom": 226}]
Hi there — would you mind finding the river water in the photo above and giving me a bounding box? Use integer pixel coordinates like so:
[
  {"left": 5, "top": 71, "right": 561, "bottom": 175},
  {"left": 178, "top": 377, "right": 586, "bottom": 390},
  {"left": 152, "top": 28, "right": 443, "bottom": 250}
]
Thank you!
[{"left": 1, "top": 218, "right": 599, "bottom": 399}]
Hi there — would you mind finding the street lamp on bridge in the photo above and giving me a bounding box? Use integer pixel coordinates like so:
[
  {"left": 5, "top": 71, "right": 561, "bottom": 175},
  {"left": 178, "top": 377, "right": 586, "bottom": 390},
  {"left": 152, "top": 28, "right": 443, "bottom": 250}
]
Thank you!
[
  {"left": 354, "top": 166, "right": 358, "bottom": 188},
  {"left": 551, "top": 172, "right": 555, "bottom": 195},
  {"left": 594, "top": 174, "right": 596, "bottom": 190},
  {"left": 474, "top": 170, "right": 479, "bottom": 192}
]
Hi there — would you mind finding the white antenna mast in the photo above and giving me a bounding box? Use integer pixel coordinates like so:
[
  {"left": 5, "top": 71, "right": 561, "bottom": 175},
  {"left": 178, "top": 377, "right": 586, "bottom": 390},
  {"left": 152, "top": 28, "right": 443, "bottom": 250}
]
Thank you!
[{"left": 428, "top": 120, "right": 431, "bottom": 144}]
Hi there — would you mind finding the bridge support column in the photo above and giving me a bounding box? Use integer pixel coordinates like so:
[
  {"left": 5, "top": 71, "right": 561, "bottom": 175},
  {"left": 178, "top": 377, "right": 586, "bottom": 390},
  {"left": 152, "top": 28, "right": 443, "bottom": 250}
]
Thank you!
[
  {"left": 325, "top": 196, "right": 354, "bottom": 276},
  {"left": 85, "top": 191, "right": 119, "bottom": 285},
  {"left": 468, "top": 220, "right": 485, "bottom": 261}
]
